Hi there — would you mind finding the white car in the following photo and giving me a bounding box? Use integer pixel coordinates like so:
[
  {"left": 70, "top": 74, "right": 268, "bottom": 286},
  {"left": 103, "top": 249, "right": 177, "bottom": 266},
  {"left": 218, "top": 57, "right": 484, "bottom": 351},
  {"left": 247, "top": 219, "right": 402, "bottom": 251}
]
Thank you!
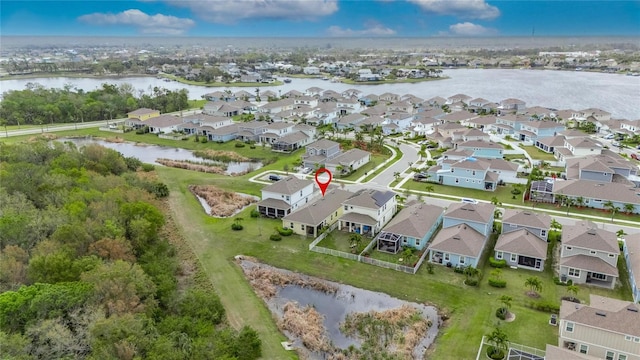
[
  {"left": 604, "top": 134, "right": 615, "bottom": 139},
  {"left": 461, "top": 198, "right": 478, "bottom": 204},
  {"left": 302, "top": 167, "right": 312, "bottom": 174}
]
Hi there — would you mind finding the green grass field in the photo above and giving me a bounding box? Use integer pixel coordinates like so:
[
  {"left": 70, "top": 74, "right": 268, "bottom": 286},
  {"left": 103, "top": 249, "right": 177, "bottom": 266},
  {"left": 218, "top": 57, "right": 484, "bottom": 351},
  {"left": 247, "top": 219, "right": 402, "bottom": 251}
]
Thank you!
[
  {"left": 155, "top": 166, "right": 632, "bottom": 360},
  {"left": 522, "top": 146, "right": 557, "bottom": 162},
  {"left": 402, "top": 180, "right": 522, "bottom": 205}
]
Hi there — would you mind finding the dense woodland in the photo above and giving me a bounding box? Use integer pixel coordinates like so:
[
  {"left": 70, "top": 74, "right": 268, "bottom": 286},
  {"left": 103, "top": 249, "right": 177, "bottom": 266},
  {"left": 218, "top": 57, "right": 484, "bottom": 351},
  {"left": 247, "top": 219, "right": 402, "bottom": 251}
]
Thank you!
[
  {"left": 0, "top": 83, "right": 189, "bottom": 127},
  {"left": 0, "top": 141, "right": 261, "bottom": 359}
]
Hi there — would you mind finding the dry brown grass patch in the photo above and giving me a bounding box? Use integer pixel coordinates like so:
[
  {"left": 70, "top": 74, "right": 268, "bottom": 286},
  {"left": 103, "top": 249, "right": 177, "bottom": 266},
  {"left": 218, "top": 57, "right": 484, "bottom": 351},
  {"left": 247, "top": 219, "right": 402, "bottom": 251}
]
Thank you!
[
  {"left": 243, "top": 265, "right": 338, "bottom": 299},
  {"left": 195, "top": 149, "right": 251, "bottom": 162},
  {"left": 280, "top": 302, "right": 333, "bottom": 353},
  {"left": 189, "top": 185, "right": 258, "bottom": 217},
  {"left": 158, "top": 159, "right": 226, "bottom": 174}
]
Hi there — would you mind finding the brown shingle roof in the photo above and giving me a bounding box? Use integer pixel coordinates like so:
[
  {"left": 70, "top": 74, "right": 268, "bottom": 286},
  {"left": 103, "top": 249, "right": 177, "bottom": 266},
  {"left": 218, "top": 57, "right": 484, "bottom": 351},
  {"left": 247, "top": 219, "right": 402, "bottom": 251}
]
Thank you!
[
  {"left": 502, "top": 209, "right": 552, "bottom": 230},
  {"left": 553, "top": 180, "right": 640, "bottom": 206},
  {"left": 343, "top": 189, "right": 395, "bottom": 210},
  {"left": 381, "top": 203, "right": 444, "bottom": 239},
  {"left": 494, "top": 229, "right": 547, "bottom": 259},
  {"left": 560, "top": 255, "right": 618, "bottom": 276},
  {"left": 444, "top": 202, "right": 495, "bottom": 224},
  {"left": 283, "top": 189, "right": 353, "bottom": 226},
  {"left": 562, "top": 220, "right": 618, "bottom": 253},
  {"left": 428, "top": 224, "right": 486, "bottom": 257},
  {"left": 561, "top": 295, "right": 639, "bottom": 337}
]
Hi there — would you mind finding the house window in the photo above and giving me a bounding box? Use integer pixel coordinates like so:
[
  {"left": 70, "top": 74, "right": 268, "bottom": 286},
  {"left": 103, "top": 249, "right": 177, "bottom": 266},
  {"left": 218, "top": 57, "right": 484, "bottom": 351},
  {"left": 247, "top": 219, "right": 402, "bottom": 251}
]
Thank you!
[
  {"left": 286, "top": 196, "right": 290, "bottom": 201},
  {"left": 496, "top": 251, "right": 503, "bottom": 260},
  {"left": 592, "top": 273, "right": 606, "bottom": 280},
  {"left": 466, "top": 179, "right": 469, "bottom": 182},
  {"left": 402, "top": 237, "right": 407, "bottom": 244},
  {"left": 455, "top": 178, "right": 459, "bottom": 183},
  {"left": 290, "top": 223, "right": 294, "bottom": 229},
  {"left": 634, "top": 337, "right": 640, "bottom": 343},
  {"left": 459, "top": 256, "right": 465, "bottom": 265},
  {"left": 451, "top": 168, "right": 454, "bottom": 172},
  {"left": 590, "top": 250, "right": 597, "bottom": 255},
  {"left": 344, "top": 205, "right": 348, "bottom": 210},
  {"left": 416, "top": 240, "right": 421, "bottom": 247},
  {"left": 566, "top": 246, "right": 572, "bottom": 250},
  {"left": 625, "top": 335, "right": 632, "bottom": 341},
  {"left": 608, "top": 253, "right": 615, "bottom": 258},
  {"left": 472, "top": 171, "right": 476, "bottom": 176},
  {"left": 301, "top": 225, "right": 305, "bottom": 230},
  {"left": 510, "top": 254, "right": 517, "bottom": 262},
  {"left": 541, "top": 230, "right": 547, "bottom": 237},
  {"left": 579, "top": 344, "right": 588, "bottom": 354},
  {"left": 565, "top": 322, "right": 574, "bottom": 332},
  {"left": 618, "top": 354, "right": 627, "bottom": 360},
  {"left": 444, "top": 253, "right": 450, "bottom": 261},
  {"left": 606, "top": 351, "right": 614, "bottom": 360},
  {"left": 568, "top": 268, "right": 580, "bottom": 277}
]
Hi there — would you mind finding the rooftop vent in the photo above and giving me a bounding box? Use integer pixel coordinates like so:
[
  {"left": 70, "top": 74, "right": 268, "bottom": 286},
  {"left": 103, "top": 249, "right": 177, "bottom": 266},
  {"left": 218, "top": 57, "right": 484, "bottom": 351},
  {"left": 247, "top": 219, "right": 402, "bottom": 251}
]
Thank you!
[
  {"left": 587, "top": 230, "right": 597, "bottom": 235},
  {"left": 453, "top": 236, "right": 461, "bottom": 240},
  {"left": 595, "top": 311, "right": 607, "bottom": 317},
  {"left": 627, "top": 307, "right": 639, "bottom": 313}
]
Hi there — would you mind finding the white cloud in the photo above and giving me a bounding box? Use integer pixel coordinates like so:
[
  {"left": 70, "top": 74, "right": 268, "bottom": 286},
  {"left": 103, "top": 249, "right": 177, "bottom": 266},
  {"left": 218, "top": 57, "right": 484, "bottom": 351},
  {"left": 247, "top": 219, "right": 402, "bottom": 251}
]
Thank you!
[
  {"left": 327, "top": 21, "right": 396, "bottom": 37},
  {"left": 409, "top": 0, "right": 500, "bottom": 20},
  {"left": 446, "top": 22, "right": 497, "bottom": 36},
  {"left": 78, "top": 9, "right": 195, "bottom": 35},
  {"left": 166, "top": 0, "right": 339, "bottom": 24}
]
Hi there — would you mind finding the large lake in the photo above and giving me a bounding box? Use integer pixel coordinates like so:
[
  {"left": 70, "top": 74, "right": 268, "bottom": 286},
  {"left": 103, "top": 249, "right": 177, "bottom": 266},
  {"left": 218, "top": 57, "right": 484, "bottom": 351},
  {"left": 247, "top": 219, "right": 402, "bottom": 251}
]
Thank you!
[{"left": 2, "top": 69, "right": 639, "bottom": 119}]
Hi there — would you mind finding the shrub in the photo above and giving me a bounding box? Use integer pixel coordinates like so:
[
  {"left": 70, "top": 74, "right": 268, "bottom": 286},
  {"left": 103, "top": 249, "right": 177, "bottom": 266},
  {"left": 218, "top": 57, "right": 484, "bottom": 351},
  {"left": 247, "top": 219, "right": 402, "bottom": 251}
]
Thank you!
[
  {"left": 453, "top": 266, "right": 465, "bottom": 274},
  {"left": 489, "top": 257, "right": 507, "bottom": 268},
  {"left": 269, "top": 234, "right": 282, "bottom": 242},
  {"left": 250, "top": 145, "right": 256, "bottom": 149},
  {"left": 464, "top": 279, "right": 478, "bottom": 286},
  {"left": 231, "top": 223, "right": 243, "bottom": 231},
  {"left": 488, "top": 278, "right": 507, "bottom": 288},
  {"left": 553, "top": 277, "right": 573, "bottom": 286},
  {"left": 250, "top": 209, "right": 260, "bottom": 218},
  {"left": 235, "top": 142, "right": 245, "bottom": 148},
  {"left": 511, "top": 188, "right": 522, "bottom": 195},
  {"left": 486, "top": 346, "right": 505, "bottom": 360},
  {"left": 525, "top": 300, "right": 559, "bottom": 314},
  {"left": 200, "top": 137, "right": 208, "bottom": 143},
  {"left": 141, "top": 163, "right": 155, "bottom": 172},
  {"left": 496, "top": 307, "right": 508, "bottom": 320},
  {"left": 276, "top": 227, "right": 293, "bottom": 236}
]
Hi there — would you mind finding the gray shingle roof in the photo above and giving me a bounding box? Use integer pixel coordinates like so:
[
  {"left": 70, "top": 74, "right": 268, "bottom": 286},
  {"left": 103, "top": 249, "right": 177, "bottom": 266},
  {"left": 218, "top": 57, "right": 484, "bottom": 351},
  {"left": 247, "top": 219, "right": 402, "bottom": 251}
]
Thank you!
[
  {"left": 283, "top": 189, "right": 353, "bottom": 226},
  {"left": 502, "top": 209, "right": 552, "bottom": 230},
  {"left": 562, "top": 221, "right": 619, "bottom": 253},
  {"left": 444, "top": 202, "right": 495, "bottom": 224},
  {"left": 561, "top": 295, "right": 640, "bottom": 337},
  {"left": 343, "top": 189, "right": 396, "bottom": 209},
  {"left": 428, "top": 224, "right": 486, "bottom": 257},
  {"left": 263, "top": 175, "right": 314, "bottom": 196}
]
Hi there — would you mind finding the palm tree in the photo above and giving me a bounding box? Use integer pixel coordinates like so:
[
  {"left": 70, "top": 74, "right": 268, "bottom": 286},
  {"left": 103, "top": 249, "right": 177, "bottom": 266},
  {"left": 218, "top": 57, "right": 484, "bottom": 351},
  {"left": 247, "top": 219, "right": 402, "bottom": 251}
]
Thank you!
[
  {"left": 575, "top": 196, "right": 585, "bottom": 208},
  {"left": 349, "top": 233, "right": 362, "bottom": 253},
  {"left": 494, "top": 209, "right": 503, "bottom": 220},
  {"left": 565, "top": 197, "right": 576, "bottom": 215},
  {"left": 623, "top": 203, "right": 635, "bottom": 215},
  {"left": 425, "top": 185, "right": 434, "bottom": 194},
  {"left": 486, "top": 327, "right": 509, "bottom": 359},
  {"left": 463, "top": 266, "right": 480, "bottom": 286},
  {"left": 616, "top": 229, "right": 627, "bottom": 239},
  {"left": 491, "top": 197, "right": 502, "bottom": 206},
  {"left": 336, "top": 164, "right": 345, "bottom": 175},
  {"left": 393, "top": 172, "right": 401, "bottom": 182},
  {"left": 566, "top": 284, "right": 579, "bottom": 302},
  {"left": 603, "top": 201, "right": 619, "bottom": 222},
  {"left": 524, "top": 276, "right": 542, "bottom": 296}
]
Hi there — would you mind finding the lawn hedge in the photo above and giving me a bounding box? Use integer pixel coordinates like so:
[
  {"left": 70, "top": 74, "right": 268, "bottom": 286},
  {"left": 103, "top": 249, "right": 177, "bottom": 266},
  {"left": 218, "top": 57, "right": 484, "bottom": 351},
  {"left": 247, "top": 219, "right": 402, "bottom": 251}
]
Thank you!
[
  {"left": 488, "top": 278, "right": 507, "bottom": 288},
  {"left": 489, "top": 257, "right": 507, "bottom": 268}
]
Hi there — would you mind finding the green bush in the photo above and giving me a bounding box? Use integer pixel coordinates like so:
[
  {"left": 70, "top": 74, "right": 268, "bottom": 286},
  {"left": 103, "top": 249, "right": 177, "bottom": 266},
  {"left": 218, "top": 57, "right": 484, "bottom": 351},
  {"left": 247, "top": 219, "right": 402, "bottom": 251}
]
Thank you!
[
  {"left": 525, "top": 300, "right": 560, "bottom": 314},
  {"left": 141, "top": 163, "right": 155, "bottom": 172},
  {"left": 231, "top": 223, "right": 243, "bottom": 231},
  {"left": 486, "top": 347, "right": 505, "bottom": 360},
  {"left": 235, "top": 142, "right": 245, "bottom": 148},
  {"left": 489, "top": 257, "right": 507, "bottom": 268},
  {"left": 464, "top": 279, "right": 478, "bottom": 286},
  {"left": 276, "top": 227, "right": 293, "bottom": 236},
  {"left": 269, "top": 234, "right": 282, "bottom": 242},
  {"left": 453, "top": 266, "right": 465, "bottom": 274},
  {"left": 250, "top": 209, "right": 260, "bottom": 218},
  {"left": 488, "top": 278, "right": 507, "bottom": 288},
  {"left": 200, "top": 137, "right": 208, "bottom": 143}
]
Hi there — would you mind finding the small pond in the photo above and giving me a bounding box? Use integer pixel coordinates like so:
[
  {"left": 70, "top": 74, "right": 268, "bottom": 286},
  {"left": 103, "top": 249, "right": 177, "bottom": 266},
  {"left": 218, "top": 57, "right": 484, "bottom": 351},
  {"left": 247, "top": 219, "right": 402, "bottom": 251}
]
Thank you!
[{"left": 60, "top": 137, "right": 262, "bottom": 175}]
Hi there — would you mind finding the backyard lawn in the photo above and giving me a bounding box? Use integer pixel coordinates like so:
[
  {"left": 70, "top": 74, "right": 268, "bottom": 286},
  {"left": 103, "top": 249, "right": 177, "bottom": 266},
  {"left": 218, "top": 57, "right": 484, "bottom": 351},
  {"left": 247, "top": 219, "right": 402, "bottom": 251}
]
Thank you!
[
  {"left": 338, "top": 153, "right": 389, "bottom": 181},
  {"left": 522, "top": 145, "right": 557, "bottom": 161},
  {"left": 155, "top": 166, "right": 633, "bottom": 360},
  {"left": 402, "top": 180, "right": 523, "bottom": 205}
]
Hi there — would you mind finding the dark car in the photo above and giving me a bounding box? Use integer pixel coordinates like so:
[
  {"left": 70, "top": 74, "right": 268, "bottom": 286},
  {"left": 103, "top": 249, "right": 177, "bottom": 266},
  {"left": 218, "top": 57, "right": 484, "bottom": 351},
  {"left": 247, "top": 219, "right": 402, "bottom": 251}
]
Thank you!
[{"left": 269, "top": 174, "right": 282, "bottom": 181}]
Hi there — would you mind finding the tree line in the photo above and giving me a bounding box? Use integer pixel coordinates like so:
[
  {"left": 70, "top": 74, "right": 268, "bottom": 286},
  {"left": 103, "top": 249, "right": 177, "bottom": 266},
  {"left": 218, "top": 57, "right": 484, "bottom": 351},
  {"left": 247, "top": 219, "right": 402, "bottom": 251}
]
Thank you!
[
  {"left": 0, "top": 140, "right": 261, "bottom": 359},
  {"left": 0, "top": 83, "right": 189, "bottom": 127}
]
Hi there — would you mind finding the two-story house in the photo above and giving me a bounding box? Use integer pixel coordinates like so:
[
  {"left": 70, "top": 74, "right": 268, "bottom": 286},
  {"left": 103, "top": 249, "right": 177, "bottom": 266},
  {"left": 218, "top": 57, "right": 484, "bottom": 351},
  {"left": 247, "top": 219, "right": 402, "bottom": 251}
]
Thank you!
[
  {"left": 302, "top": 139, "right": 342, "bottom": 169},
  {"left": 383, "top": 113, "right": 415, "bottom": 134},
  {"left": 236, "top": 121, "right": 268, "bottom": 143},
  {"left": 128, "top": 108, "right": 160, "bottom": 121},
  {"left": 428, "top": 202, "right": 495, "bottom": 268},
  {"left": 259, "top": 122, "right": 295, "bottom": 144},
  {"left": 336, "top": 113, "right": 367, "bottom": 130},
  {"left": 143, "top": 115, "right": 183, "bottom": 134},
  {"left": 376, "top": 202, "right": 444, "bottom": 254},
  {"left": 494, "top": 210, "right": 552, "bottom": 271},
  {"left": 559, "top": 295, "right": 640, "bottom": 360},
  {"left": 516, "top": 120, "right": 566, "bottom": 143},
  {"left": 337, "top": 98, "right": 362, "bottom": 115},
  {"left": 338, "top": 189, "right": 397, "bottom": 237},
  {"left": 282, "top": 188, "right": 353, "bottom": 237},
  {"left": 256, "top": 175, "right": 317, "bottom": 218},
  {"left": 427, "top": 158, "right": 499, "bottom": 191},
  {"left": 559, "top": 221, "right": 619, "bottom": 289},
  {"left": 454, "top": 140, "right": 504, "bottom": 159},
  {"left": 498, "top": 98, "right": 526, "bottom": 114}
]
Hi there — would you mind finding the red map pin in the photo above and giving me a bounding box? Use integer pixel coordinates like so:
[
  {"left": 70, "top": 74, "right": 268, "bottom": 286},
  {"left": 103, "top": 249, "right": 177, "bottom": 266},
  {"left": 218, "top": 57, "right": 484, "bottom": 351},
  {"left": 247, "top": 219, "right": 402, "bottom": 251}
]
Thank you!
[{"left": 315, "top": 168, "right": 332, "bottom": 196}]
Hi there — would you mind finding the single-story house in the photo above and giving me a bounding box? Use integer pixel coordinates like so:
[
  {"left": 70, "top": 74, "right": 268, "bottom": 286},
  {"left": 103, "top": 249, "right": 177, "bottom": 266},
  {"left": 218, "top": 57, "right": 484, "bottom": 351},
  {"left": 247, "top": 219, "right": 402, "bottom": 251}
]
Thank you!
[{"left": 376, "top": 202, "right": 444, "bottom": 254}]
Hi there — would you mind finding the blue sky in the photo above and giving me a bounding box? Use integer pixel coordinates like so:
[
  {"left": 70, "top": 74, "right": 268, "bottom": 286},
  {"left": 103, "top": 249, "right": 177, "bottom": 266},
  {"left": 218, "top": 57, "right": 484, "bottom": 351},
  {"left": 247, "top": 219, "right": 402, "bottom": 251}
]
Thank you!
[{"left": 1, "top": 1, "right": 639, "bottom": 37}]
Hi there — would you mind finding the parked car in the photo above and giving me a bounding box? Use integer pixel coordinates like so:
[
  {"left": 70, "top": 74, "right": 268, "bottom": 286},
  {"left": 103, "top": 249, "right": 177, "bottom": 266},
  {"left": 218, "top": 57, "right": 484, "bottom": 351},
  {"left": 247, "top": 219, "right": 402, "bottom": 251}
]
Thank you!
[
  {"left": 604, "top": 133, "right": 615, "bottom": 139},
  {"left": 302, "top": 167, "right": 313, "bottom": 174},
  {"left": 631, "top": 153, "right": 639, "bottom": 161},
  {"left": 461, "top": 198, "right": 478, "bottom": 204},
  {"left": 269, "top": 174, "right": 282, "bottom": 181},
  {"left": 612, "top": 141, "right": 621, "bottom": 147}
]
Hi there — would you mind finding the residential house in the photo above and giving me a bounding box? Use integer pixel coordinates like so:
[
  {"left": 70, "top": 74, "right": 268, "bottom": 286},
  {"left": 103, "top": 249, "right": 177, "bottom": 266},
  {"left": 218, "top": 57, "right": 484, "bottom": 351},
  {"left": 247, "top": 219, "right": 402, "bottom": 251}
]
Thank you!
[
  {"left": 361, "top": 104, "right": 388, "bottom": 117},
  {"left": 207, "top": 124, "right": 239, "bottom": 142},
  {"left": 303, "top": 66, "right": 320, "bottom": 75},
  {"left": 442, "top": 202, "right": 495, "bottom": 237},
  {"left": 256, "top": 175, "right": 317, "bottom": 218},
  {"left": 337, "top": 98, "right": 362, "bottom": 115},
  {"left": 565, "top": 152, "right": 638, "bottom": 183},
  {"left": 282, "top": 188, "right": 353, "bottom": 237},
  {"left": 535, "top": 179, "right": 640, "bottom": 214},
  {"left": 446, "top": 93, "right": 472, "bottom": 105},
  {"left": 535, "top": 135, "right": 570, "bottom": 154},
  {"left": 455, "top": 140, "right": 504, "bottom": 159},
  {"left": 467, "top": 116, "right": 498, "bottom": 131},
  {"left": 305, "top": 87, "right": 324, "bottom": 97},
  {"left": 425, "top": 96, "right": 447, "bottom": 107},
  {"left": 203, "top": 101, "right": 242, "bottom": 117},
  {"left": 559, "top": 294, "right": 640, "bottom": 359},
  {"left": 411, "top": 116, "right": 441, "bottom": 137},
  {"left": 428, "top": 202, "right": 495, "bottom": 268},
  {"left": 270, "top": 131, "right": 312, "bottom": 152},
  {"left": 383, "top": 113, "right": 414, "bottom": 134},
  {"left": 358, "top": 93, "right": 379, "bottom": 106},
  {"left": 202, "top": 91, "right": 232, "bottom": 102},
  {"left": 376, "top": 202, "right": 444, "bottom": 254},
  {"left": 127, "top": 108, "right": 160, "bottom": 121},
  {"left": 378, "top": 92, "right": 400, "bottom": 103},
  {"left": 336, "top": 113, "right": 367, "bottom": 130},
  {"left": 453, "top": 128, "right": 491, "bottom": 142},
  {"left": 427, "top": 158, "right": 500, "bottom": 191},
  {"left": 516, "top": 120, "right": 566, "bottom": 142},
  {"left": 501, "top": 209, "right": 552, "bottom": 241},
  {"left": 559, "top": 221, "right": 619, "bottom": 289},
  {"left": 524, "top": 106, "right": 554, "bottom": 119},
  {"left": 325, "top": 148, "right": 371, "bottom": 175},
  {"left": 555, "top": 137, "right": 604, "bottom": 164},
  {"left": 338, "top": 189, "right": 397, "bottom": 237},
  {"left": 499, "top": 98, "right": 526, "bottom": 114},
  {"left": 302, "top": 139, "right": 342, "bottom": 169},
  {"left": 143, "top": 115, "right": 183, "bottom": 134},
  {"left": 494, "top": 229, "right": 548, "bottom": 271},
  {"left": 440, "top": 111, "right": 478, "bottom": 125},
  {"left": 386, "top": 101, "right": 415, "bottom": 115},
  {"left": 259, "top": 122, "right": 295, "bottom": 144},
  {"left": 236, "top": 121, "right": 268, "bottom": 143}
]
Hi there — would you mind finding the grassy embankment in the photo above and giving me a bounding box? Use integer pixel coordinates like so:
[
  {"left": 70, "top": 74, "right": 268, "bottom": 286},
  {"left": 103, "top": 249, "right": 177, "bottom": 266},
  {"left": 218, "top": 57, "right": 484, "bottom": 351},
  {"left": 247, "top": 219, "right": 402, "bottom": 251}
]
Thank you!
[
  {"left": 159, "top": 73, "right": 283, "bottom": 87},
  {"left": 156, "top": 165, "right": 632, "bottom": 360},
  {"left": 341, "top": 76, "right": 449, "bottom": 85}
]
